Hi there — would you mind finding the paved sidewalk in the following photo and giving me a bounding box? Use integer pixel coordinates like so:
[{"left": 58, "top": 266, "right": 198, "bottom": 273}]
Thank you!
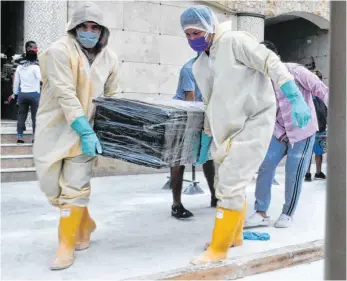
[{"left": 1, "top": 165, "right": 327, "bottom": 280}]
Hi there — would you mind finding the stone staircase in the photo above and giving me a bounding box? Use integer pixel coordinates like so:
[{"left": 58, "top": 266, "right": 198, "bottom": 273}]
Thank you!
[{"left": 1, "top": 120, "right": 37, "bottom": 182}]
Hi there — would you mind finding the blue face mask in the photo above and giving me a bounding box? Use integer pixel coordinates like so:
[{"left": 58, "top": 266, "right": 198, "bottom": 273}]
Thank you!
[
  {"left": 188, "top": 35, "right": 210, "bottom": 52},
  {"left": 76, "top": 30, "right": 100, "bottom": 49}
]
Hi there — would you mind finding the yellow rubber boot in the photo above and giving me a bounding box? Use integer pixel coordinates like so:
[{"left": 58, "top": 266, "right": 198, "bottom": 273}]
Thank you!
[
  {"left": 232, "top": 202, "right": 247, "bottom": 247},
  {"left": 191, "top": 207, "right": 242, "bottom": 265},
  {"left": 203, "top": 202, "right": 247, "bottom": 250},
  {"left": 75, "top": 207, "right": 96, "bottom": 251},
  {"left": 50, "top": 205, "right": 84, "bottom": 270}
]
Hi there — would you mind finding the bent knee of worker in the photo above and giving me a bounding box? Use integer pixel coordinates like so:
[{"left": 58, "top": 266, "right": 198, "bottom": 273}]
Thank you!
[
  {"left": 39, "top": 181, "right": 61, "bottom": 200},
  {"left": 217, "top": 192, "right": 246, "bottom": 211},
  {"left": 37, "top": 163, "right": 63, "bottom": 199},
  {"left": 61, "top": 155, "right": 95, "bottom": 188},
  {"left": 218, "top": 157, "right": 263, "bottom": 186},
  {"left": 216, "top": 182, "right": 246, "bottom": 209},
  {"left": 222, "top": 139, "right": 265, "bottom": 164},
  {"left": 60, "top": 189, "right": 91, "bottom": 207}
]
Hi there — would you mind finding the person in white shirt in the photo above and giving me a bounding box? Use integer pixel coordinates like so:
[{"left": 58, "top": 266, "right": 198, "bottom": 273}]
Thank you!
[{"left": 11, "top": 50, "right": 41, "bottom": 143}]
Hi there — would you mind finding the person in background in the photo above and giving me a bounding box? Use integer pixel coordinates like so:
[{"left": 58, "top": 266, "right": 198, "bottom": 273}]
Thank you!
[
  {"left": 10, "top": 41, "right": 39, "bottom": 132},
  {"left": 305, "top": 71, "right": 328, "bottom": 181},
  {"left": 1, "top": 45, "right": 15, "bottom": 86},
  {"left": 33, "top": 2, "right": 119, "bottom": 270},
  {"left": 13, "top": 41, "right": 38, "bottom": 71},
  {"left": 9, "top": 49, "right": 41, "bottom": 143},
  {"left": 4, "top": 45, "right": 14, "bottom": 63},
  {"left": 246, "top": 41, "right": 329, "bottom": 229},
  {"left": 180, "top": 7, "right": 311, "bottom": 264},
  {"left": 171, "top": 55, "right": 217, "bottom": 220},
  {"left": 1, "top": 46, "right": 16, "bottom": 119}
]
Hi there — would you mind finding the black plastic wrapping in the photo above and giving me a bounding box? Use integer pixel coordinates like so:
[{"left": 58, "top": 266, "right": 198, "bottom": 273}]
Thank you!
[{"left": 93, "top": 98, "right": 205, "bottom": 169}]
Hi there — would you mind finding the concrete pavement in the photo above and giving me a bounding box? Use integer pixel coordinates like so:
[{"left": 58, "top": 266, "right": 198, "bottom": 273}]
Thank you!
[{"left": 1, "top": 165, "right": 327, "bottom": 280}]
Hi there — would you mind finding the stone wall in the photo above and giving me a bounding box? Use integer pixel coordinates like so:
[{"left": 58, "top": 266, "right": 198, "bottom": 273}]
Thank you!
[
  {"left": 210, "top": 0, "right": 329, "bottom": 20},
  {"left": 24, "top": 1, "right": 67, "bottom": 51}
]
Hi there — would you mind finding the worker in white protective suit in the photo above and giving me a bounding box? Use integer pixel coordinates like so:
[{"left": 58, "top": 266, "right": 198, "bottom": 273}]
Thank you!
[
  {"left": 180, "top": 6, "right": 311, "bottom": 264},
  {"left": 34, "top": 2, "right": 119, "bottom": 270}
]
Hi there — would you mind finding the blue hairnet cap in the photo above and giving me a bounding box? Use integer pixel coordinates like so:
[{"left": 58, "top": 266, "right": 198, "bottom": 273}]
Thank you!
[{"left": 180, "top": 5, "right": 218, "bottom": 34}]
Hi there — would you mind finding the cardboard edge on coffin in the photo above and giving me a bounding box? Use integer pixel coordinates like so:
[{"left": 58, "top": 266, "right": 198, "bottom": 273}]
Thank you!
[{"left": 124, "top": 239, "right": 324, "bottom": 280}]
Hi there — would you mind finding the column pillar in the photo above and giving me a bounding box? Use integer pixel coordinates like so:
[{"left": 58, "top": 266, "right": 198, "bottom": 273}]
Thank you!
[
  {"left": 324, "top": 1, "right": 346, "bottom": 279},
  {"left": 24, "top": 1, "right": 68, "bottom": 51},
  {"left": 237, "top": 12, "right": 265, "bottom": 42}
]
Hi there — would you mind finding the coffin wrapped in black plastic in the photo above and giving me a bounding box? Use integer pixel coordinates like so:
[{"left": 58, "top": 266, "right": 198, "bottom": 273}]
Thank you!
[{"left": 93, "top": 98, "right": 205, "bottom": 169}]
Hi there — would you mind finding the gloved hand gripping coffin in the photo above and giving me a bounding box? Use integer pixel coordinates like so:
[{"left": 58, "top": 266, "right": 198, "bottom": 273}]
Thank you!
[{"left": 93, "top": 98, "right": 205, "bottom": 169}]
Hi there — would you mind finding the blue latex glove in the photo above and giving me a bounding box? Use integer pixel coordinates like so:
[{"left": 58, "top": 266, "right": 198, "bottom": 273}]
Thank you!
[
  {"left": 243, "top": 231, "right": 270, "bottom": 241},
  {"left": 71, "top": 116, "right": 102, "bottom": 157},
  {"left": 280, "top": 80, "right": 311, "bottom": 128},
  {"left": 195, "top": 131, "right": 212, "bottom": 165}
]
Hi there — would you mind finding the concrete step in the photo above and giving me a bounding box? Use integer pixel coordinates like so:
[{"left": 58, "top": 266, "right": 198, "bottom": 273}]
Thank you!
[
  {"left": 1, "top": 127, "right": 33, "bottom": 133},
  {"left": 1, "top": 121, "right": 32, "bottom": 128},
  {"left": 0, "top": 133, "right": 33, "bottom": 143},
  {"left": 1, "top": 143, "right": 33, "bottom": 155},
  {"left": 1, "top": 167, "right": 37, "bottom": 182},
  {"left": 0, "top": 155, "right": 35, "bottom": 169}
]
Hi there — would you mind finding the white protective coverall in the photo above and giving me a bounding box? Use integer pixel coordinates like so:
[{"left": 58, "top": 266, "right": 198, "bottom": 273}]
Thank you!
[
  {"left": 34, "top": 2, "right": 119, "bottom": 207},
  {"left": 193, "top": 21, "right": 294, "bottom": 211}
]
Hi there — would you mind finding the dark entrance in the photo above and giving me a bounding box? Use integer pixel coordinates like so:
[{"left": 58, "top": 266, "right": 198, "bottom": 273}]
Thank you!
[
  {"left": 265, "top": 15, "right": 330, "bottom": 85},
  {"left": 1, "top": 1, "right": 24, "bottom": 120}
]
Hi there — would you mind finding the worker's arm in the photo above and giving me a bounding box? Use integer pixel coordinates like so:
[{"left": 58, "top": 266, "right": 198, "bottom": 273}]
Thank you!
[
  {"left": 104, "top": 56, "right": 120, "bottom": 98},
  {"left": 181, "top": 66, "right": 196, "bottom": 101},
  {"left": 181, "top": 67, "right": 210, "bottom": 135},
  {"left": 292, "top": 66, "right": 329, "bottom": 107},
  {"left": 34, "top": 65, "right": 42, "bottom": 81},
  {"left": 46, "top": 46, "right": 84, "bottom": 125},
  {"left": 231, "top": 32, "right": 294, "bottom": 86},
  {"left": 33, "top": 65, "right": 42, "bottom": 87},
  {"left": 231, "top": 32, "right": 311, "bottom": 128},
  {"left": 47, "top": 46, "right": 102, "bottom": 157},
  {"left": 12, "top": 66, "right": 20, "bottom": 96}
]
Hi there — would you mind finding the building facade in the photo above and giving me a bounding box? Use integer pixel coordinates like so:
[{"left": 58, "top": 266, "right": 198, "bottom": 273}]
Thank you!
[
  {"left": 2, "top": 0, "right": 331, "bottom": 175},
  {"left": 21, "top": 0, "right": 330, "bottom": 93}
]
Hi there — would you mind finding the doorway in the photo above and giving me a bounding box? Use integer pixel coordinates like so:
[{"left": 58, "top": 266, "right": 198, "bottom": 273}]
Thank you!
[
  {"left": 265, "top": 16, "right": 330, "bottom": 85},
  {"left": 1, "top": 1, "right": 24, "bottom": 120}
]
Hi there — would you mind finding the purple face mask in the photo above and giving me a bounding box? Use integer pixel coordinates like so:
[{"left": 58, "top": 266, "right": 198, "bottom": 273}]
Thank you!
[{"left": 188, "top": 36, "right": 210, "bottom": 52}]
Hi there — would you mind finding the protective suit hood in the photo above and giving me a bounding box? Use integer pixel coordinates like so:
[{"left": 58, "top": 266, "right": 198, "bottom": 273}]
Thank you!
[
  {"left": 180, "top": 5, "right": 218, "bottom": 34},
  {"left": 67, "top": 2, "right": 110, "bottom": 49}
]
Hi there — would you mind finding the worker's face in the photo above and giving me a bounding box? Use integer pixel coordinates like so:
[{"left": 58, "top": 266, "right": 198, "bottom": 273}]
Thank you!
[
  {"left": 184, "top": 28, "right": 206, "bottom": 40},
  {"left": 184, "top": 28, "right": 213, "bottom": 52},
  {"left": 26, "top": 43, "right": 37, "bottom": 53},
  {"left": 77, "top": 21, "right": 102, "bottom": 34}
]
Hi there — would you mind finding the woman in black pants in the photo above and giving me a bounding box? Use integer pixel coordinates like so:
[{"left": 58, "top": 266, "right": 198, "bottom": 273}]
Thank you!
[{"left": 10, "top": 49, "right": 41, "bottom": 143}]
